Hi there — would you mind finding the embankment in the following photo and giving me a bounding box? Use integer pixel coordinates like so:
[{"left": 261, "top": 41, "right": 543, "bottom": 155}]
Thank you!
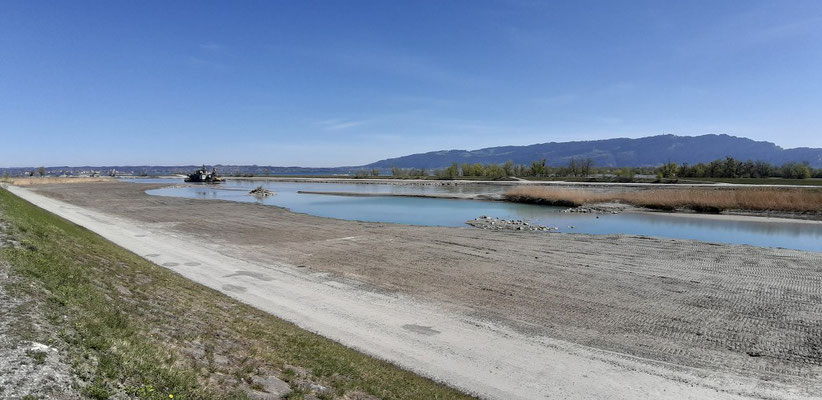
[{"left": 0, "top": 186, "right": 472, "bottom": 399}]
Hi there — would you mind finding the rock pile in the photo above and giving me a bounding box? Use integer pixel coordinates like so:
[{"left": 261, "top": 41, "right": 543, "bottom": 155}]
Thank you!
[
  {"left": 249, "top": 186, "right": 275, "bottom": 197},
  {"left": 561, "top": 203, "right": 624, "bottom": 214},
  {"left": 466, "top": 216, "right": 558, "bottom": 232}
]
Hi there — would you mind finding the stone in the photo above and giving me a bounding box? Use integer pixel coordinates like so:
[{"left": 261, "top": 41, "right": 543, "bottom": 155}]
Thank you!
[{"left": 246, "top": 375, "right": 292, "bottom": 399}]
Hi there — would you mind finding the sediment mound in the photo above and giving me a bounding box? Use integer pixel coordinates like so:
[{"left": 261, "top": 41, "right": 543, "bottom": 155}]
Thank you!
[{"left": 466, "top": 216, "right": 558, "bottom": 231}]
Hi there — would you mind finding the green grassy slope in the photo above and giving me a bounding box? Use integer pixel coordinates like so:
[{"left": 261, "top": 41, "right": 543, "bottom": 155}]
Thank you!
[{"left": 0, "top": 187, "right": 473, "bottom": 400}]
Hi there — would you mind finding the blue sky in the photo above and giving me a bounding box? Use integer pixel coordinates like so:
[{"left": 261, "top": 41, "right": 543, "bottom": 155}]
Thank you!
[{"left": 2, "top": 1, "right": 821, "bottom": 167}]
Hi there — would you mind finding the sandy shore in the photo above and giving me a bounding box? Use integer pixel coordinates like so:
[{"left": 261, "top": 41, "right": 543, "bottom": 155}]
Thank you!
[
  {"left": 10, "top": 182, "right": 822, "bottom": 399},
  {"left": 296, "top": 190, "right": 504, "bottom": 201}
]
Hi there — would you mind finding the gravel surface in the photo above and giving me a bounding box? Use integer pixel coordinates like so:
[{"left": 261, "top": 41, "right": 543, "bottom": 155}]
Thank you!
[
  {"left": 466, "top": 216, "right": 558, "bottom": 231},
  {"left": 14, "top": 182, "right": 822, "bottom": 399},
  {"left": 0, "top": 212, "right": 80, "bottom": 400}
]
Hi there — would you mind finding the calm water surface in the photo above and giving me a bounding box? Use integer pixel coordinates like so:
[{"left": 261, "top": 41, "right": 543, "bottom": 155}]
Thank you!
[{"left": 137, "top": 179, "right": 822, "bottom": 252}]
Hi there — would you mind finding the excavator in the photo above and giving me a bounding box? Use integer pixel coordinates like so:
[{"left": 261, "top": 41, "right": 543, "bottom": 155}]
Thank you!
[{"left": 184, "top": 165, "right": 224, "bottom": 183}]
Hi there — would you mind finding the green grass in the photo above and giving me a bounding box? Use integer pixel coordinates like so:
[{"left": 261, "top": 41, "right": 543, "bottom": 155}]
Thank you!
[{"left": 0, "top": 187, "right": 473, "bottom": 400}]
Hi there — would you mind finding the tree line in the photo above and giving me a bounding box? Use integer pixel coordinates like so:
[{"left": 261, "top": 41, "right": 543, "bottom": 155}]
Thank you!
[
  {"left": 386, "top": 158, "right": 609, "bottom": 179},
  {"left": 380, "top": 156, "right": 821, "bottom": 180},
  {"left": 655, "top": 157, "right": 821, "bottom": 179}
]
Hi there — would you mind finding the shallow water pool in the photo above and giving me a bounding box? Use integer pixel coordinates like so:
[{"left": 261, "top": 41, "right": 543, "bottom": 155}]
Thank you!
[{"left": 141, "top": 179, "right": 822, "bottom": 252}]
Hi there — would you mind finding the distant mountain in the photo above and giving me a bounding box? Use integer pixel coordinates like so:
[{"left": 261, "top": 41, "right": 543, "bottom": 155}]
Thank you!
[
  {"left": 3, "top": 135, "right": 819, "bottom": 176},
  {"left": 364, "top": 134, "right": 822, "bottom": 169}
]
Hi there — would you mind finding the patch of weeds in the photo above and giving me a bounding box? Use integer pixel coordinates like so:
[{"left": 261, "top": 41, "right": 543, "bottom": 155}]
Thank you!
[
  {"left": 25, "top": 349, "right": 47, "bottom": 365},
  {"left": 317, "top": 391, "right": 336, "bottom": 400},
  {"left": 284, "top": 388, "right": 307, "bottom": 399},
  {"left": 82, "top": 381, "right": 111, "bottom": 400},
  {"left": 127, "top": 384, "right": 185, "bottom": 400}
]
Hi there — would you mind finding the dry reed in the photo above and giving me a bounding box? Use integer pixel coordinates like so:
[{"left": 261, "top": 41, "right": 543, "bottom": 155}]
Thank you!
[
  {"left": 4, "top": 177, "right": 112, "bottom": 186},
  {"left": 504, "top": 186, "right": 822, "bottom": 213}
]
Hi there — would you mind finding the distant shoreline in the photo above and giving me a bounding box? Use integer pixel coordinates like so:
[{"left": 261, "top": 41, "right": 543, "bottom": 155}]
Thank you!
[
  {"left": 225, "top": 175, "right": 822, "bottom": 189},
  {"left": 296, "top": 190, "right": 503, "bottom": 201}
]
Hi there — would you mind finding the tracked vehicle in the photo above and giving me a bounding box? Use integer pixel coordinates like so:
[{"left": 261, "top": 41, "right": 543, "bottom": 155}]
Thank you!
[{"left": 184, "top": 165, "right": 224, "bottom": 183}]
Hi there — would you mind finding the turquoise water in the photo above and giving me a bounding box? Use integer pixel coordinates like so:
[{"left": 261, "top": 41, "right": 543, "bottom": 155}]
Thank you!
[{"left": 140, "top": 179, "right": 822, "bottom": 252}]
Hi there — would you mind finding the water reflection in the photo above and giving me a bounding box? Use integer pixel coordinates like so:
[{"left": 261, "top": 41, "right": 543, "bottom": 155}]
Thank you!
[{"left": 138, "top": 179, "right": 822, "bottom": 252}]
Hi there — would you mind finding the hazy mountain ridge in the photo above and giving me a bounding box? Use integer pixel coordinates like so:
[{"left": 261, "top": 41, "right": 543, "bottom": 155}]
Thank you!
[
  {"left": 3, "top": 135, "right": 820, "bottom": 175},
  {"left": 365, "top": 134, "right": 822, "bottom": 169}
]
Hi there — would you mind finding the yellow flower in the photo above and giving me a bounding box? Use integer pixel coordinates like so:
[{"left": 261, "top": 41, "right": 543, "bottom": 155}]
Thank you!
[{"left": 169, "top": 396, "right": 174, "bottom": 399}]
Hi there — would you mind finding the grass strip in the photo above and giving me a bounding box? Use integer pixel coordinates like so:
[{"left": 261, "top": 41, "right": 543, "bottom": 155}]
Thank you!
[{"left": 0, "top": 187, "right": 473, "bottom": 400}]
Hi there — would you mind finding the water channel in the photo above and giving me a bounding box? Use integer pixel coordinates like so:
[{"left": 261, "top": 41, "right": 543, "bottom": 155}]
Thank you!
[{"left": 133, "top": 178, "right": 822, "bottom": 252}]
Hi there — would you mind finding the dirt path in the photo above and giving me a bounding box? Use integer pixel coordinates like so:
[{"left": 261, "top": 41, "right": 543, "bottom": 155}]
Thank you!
[{"left": 8, "top": 183, "right": 822, "bottom": 399}]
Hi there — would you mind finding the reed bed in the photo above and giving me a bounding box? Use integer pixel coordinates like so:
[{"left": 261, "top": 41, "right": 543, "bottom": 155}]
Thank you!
[
  {"left": 3, "top": 177, "right": 112, "bottom": 185},
  {"left": 504, "top": 186, "right": 822, "bottom": 213}
]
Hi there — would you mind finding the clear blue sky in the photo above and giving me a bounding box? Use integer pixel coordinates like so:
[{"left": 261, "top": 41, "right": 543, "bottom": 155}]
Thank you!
[{"left": 2, "top": 1, "right": 821, "bottom": 167}]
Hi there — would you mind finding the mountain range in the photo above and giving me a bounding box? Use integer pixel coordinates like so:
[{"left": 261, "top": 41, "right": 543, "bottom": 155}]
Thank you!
[
  {"left": 3, "top": 135, "right": 821, "bottom": 175},
  {"left": 364, "top": 134, "right": 822, "bottom": 169}
]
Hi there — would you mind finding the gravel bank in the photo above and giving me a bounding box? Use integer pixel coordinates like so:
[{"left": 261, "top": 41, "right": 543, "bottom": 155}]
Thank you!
[{"left": 466, "top": 216, "right": 558, "bottom": 231}]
